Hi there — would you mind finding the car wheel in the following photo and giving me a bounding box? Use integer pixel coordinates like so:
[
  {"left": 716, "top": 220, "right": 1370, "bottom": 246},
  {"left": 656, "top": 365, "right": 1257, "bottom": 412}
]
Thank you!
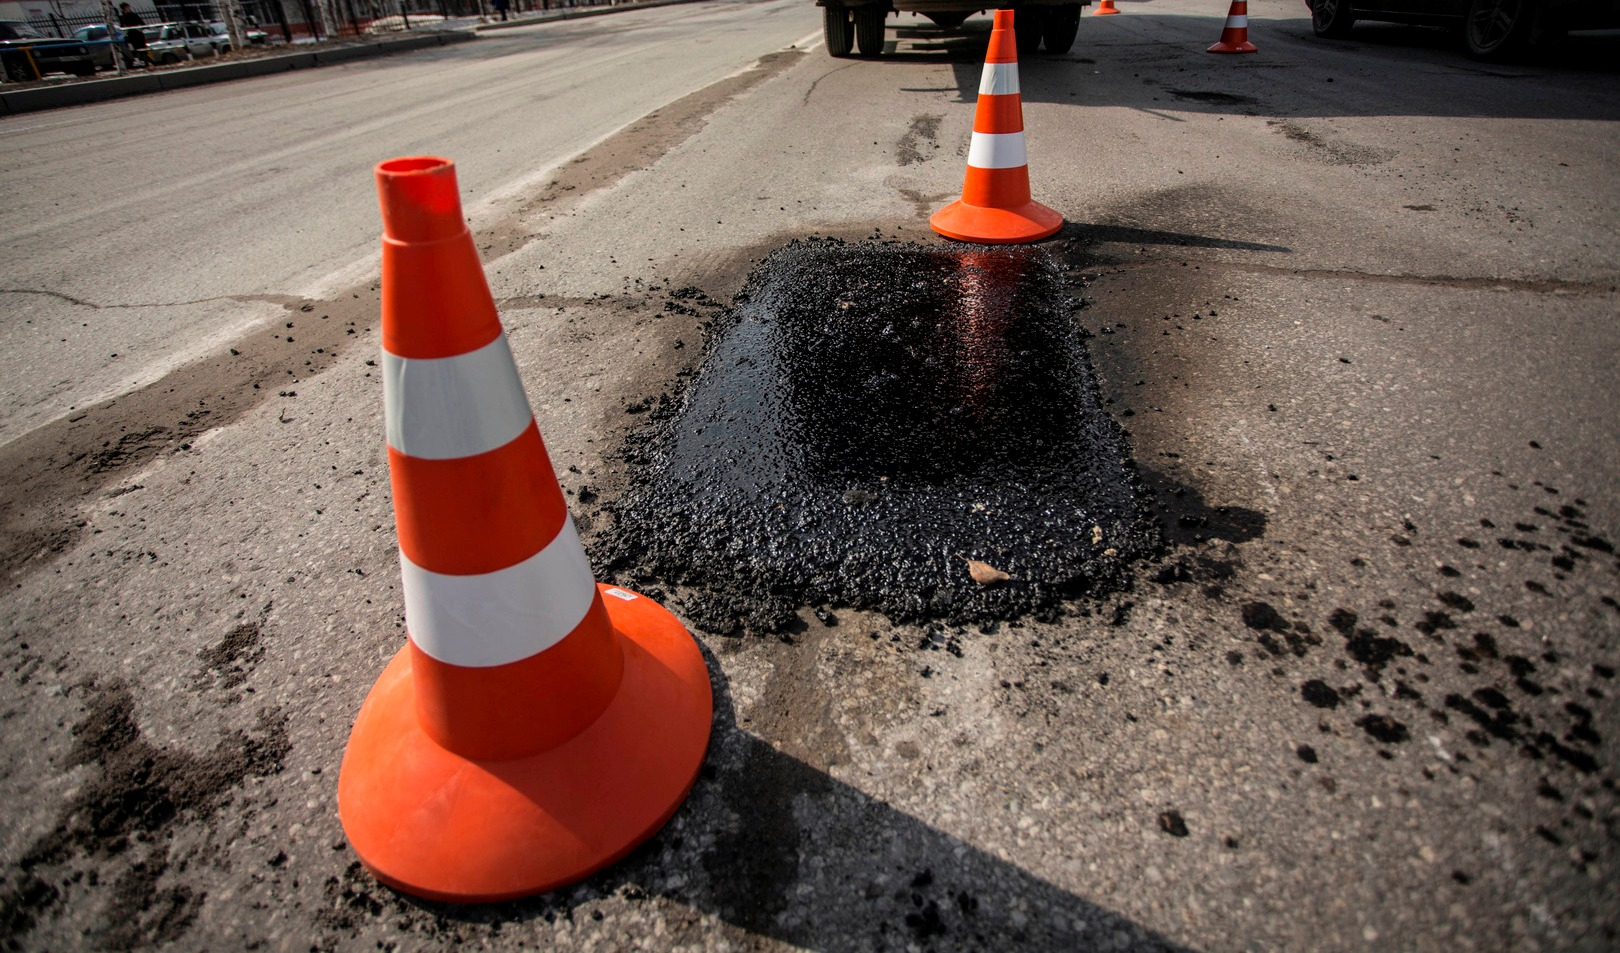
[
  {"left": 1042, "top": 3, "right": 1081, "bottom": 53},
  {"left": 1311, "top": 0, "right": 1356, "bottom": 36},
  {"left": 854, "top": 5, "right": 886, "bottom": 56},
  {"left": 1464, "top": 0, "right": 1530, "bottom": 58},
  {"left": 824, "top": 5, "right": 854, "bottom": 56}
]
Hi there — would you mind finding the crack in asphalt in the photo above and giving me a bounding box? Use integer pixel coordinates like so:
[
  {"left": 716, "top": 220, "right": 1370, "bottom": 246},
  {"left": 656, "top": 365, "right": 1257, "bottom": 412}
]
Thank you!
[
  {"left": 802, "top": 61, "right": 858, "bottom": 106},
  {"left": 0, "top": 289, "right": 316, "bottom": 311},
  {"left": 1094, "top": 258, "right": 1619, "bottom": 295}
]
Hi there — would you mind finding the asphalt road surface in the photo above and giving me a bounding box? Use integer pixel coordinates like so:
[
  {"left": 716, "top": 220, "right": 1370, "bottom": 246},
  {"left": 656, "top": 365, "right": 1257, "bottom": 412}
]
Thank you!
[{"left": 0, "top": 0, "right": 1616, "bottom": 950}]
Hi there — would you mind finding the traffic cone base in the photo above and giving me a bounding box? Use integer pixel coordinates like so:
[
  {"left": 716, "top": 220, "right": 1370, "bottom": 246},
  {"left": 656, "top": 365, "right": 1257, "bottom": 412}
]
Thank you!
[
  {"left": 931, "top": 199, "right": 1063, "bottom": 244},
  {"left": 1208, "top": 0, "right": 1257, "bottom": 52},
  {"left": 1092, "top": 0, "right": 1120, "bottom": 14},
  {"left": 337, "top": 585, "right": 712, "bottom": 903}
]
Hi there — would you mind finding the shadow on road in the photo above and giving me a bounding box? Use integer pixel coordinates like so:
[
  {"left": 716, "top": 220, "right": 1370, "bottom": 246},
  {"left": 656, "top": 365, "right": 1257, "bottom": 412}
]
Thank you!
[
  {"left": 1065, "top": 220, "right": 1292, "bottom": 253},
  {"left": 852, "top": 11, "right": 1620, "bottom": 122},
  {"left": 407, "top": 643, "right": 1194, "bottom": 951}
]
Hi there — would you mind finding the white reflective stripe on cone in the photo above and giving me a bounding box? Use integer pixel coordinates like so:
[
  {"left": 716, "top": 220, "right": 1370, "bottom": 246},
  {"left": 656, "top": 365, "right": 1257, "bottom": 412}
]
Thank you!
[
  {"left": 967, "top": 131, "right": 1029, "bottom": 171},
  {"left": 1226, "top": 14, "right": 1248, "bottom": 24},
  {"left": 978, "top": 62, "right": 1020, "bottom": 97},
  {"left": 402, "top": 519, "right": 598, "bottom": 667},
  {"left": 384, "top": 334, "right": 533, "bottom": 460}
]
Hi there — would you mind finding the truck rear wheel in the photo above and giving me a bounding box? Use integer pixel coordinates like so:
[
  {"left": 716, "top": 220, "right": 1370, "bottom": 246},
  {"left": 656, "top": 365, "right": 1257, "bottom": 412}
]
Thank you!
[
  {"left": 1042, "top": 3, "right": 1080, "bottom": 52},
  {"left": 855, "top": 5, "right": 886, "bottom": 56},
  {"left": 824, "top": 5, "right": 854, "bottom": 56},
  {"left": 1016, "top": 7, "right": 1046, "bottom": 53}
]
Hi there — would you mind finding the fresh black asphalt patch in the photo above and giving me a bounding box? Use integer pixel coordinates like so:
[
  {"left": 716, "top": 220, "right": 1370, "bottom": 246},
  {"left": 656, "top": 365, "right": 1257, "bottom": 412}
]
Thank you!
[{"left": 602, "top": 238, "right": 1160, "bottom": 632}]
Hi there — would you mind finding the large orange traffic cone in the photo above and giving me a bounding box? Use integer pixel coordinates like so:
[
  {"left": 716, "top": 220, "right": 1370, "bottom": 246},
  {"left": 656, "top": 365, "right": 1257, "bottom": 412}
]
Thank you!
[
  {"left": 337, "top": 156, "right": 713, "bottom": 904},
  {"left": 1207, "top": 0, "right": 1257, "bottom": 52},
  {"left": 1092, "top": 0, "right": 1120, "bottom": 15},
  {"left": 930, "top": 9, "right": 1062, "bottom": 245}
]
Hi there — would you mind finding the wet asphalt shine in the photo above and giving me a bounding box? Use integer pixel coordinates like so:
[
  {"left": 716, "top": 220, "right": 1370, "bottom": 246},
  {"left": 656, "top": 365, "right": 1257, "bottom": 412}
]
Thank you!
[{"left": 605, "top": 238, "right": 1159, "bottom": 631}]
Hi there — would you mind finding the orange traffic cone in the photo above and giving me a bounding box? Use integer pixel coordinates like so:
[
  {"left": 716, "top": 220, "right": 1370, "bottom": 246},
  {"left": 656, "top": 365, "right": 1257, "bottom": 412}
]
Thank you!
[
  {"left": 1093, "top": 0, "right": 1120, "bottom": 15},
  {"left": 337, "top": 156, "right": 713, "bottom": 904},
  {"left": 930, "top": 10, "right": 1062, "bottom": 244},
  {"left": 1207, "top": 0, "right": 1257, "bottom": 52}
]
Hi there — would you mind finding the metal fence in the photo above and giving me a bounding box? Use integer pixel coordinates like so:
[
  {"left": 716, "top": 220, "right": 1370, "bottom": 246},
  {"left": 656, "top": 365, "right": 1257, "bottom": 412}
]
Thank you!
[{"left": 27, "top": 5, "right": 243, "bottom": 40}]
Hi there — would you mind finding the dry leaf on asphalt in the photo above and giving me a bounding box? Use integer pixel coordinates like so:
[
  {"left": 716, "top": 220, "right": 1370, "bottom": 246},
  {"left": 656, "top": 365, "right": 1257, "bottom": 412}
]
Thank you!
[{"left": 964, "top": 558, "right": 1012, "bottom": 585}]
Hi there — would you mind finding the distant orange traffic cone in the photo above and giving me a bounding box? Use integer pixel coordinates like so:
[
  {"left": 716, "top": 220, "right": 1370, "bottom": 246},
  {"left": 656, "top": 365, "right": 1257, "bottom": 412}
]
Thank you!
[
  {"left": 930, "top": 10, "right": 1062, "bottom": 244},
  {"left": 1207, "top": 0, "right": 1257, "bottom": 52},
  {"left": 1092, "top": 0, "right": 1120, "bottom": 15},
  {"left": 337, "top": 156, "right": 713, "bottom": 904}
]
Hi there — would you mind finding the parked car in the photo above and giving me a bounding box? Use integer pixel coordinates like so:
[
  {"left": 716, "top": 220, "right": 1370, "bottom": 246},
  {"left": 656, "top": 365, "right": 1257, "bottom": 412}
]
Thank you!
[
  {"left": 72, "top": 24, "right": 121, "bottom": 71},
  {"left": 0, "top": 19, "right": 101, "bottom": 78},
  {"left": 1306, "top": 0, "right": 1620, "bottom": 58},
  {"left": 144, "top": 21, "right": 221, "bottom": 62},
  {"left": 208, "top": 21, "right": 269, "bottom": 48}
]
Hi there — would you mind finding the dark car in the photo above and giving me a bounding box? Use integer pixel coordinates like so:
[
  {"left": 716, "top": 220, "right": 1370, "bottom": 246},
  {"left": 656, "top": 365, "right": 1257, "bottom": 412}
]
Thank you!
[
  {"left": 72, "top": 24, "right": 121, "bottom": 71},
  {"left": 0, "top": 19, "right": 102, "bottom": 78},
  {"left": 1307, "top": 0, "right": 1620, "bottom": 58}
]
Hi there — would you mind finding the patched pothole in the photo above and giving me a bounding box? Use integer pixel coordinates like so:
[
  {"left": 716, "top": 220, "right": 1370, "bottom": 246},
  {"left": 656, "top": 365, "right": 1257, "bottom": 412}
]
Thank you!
[{"left": 600, "top": 238, "right": 1160, "bottom": 632}]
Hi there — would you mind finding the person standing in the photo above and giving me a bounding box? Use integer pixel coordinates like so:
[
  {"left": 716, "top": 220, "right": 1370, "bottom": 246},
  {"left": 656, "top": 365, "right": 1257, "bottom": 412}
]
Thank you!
[{"left": 117, "top": 3, "right": 147, "bottom": 68}]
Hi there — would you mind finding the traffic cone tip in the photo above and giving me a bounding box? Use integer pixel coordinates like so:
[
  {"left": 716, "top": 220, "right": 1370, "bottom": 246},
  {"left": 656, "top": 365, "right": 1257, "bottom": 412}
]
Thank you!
[
  {"left": 986, "top": 8, "right": 1018, "bottom": 62},
  {"left": 377, "top": 156, "right": 465, "bottom": 244}
]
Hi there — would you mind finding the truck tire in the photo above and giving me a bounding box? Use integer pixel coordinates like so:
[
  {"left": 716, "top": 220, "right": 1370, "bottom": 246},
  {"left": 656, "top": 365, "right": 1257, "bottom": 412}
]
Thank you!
[
  {"left": 1016, "top": 7, "right": 1046, "bottom": 53},
  {"left": 824, "top": 5, "right": 854, "bottom": 56},
  {"left": 1042, "top": 3, "right": 1080, "bottom": 52},
  {"left": 854, "top": 5, "right": 886, "bottom": 56}
]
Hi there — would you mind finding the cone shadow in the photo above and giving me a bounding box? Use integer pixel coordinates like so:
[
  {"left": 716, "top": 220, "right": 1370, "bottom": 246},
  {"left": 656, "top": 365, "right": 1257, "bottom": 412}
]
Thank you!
[{"left": 1063, "top": 221, "right": 1292, "bottom": 254}]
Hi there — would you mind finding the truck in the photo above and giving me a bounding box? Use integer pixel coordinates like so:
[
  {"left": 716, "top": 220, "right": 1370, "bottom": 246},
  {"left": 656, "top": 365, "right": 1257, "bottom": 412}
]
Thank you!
[{"left": 818, "top": 0, "right": 1089, "bottom": 56}]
